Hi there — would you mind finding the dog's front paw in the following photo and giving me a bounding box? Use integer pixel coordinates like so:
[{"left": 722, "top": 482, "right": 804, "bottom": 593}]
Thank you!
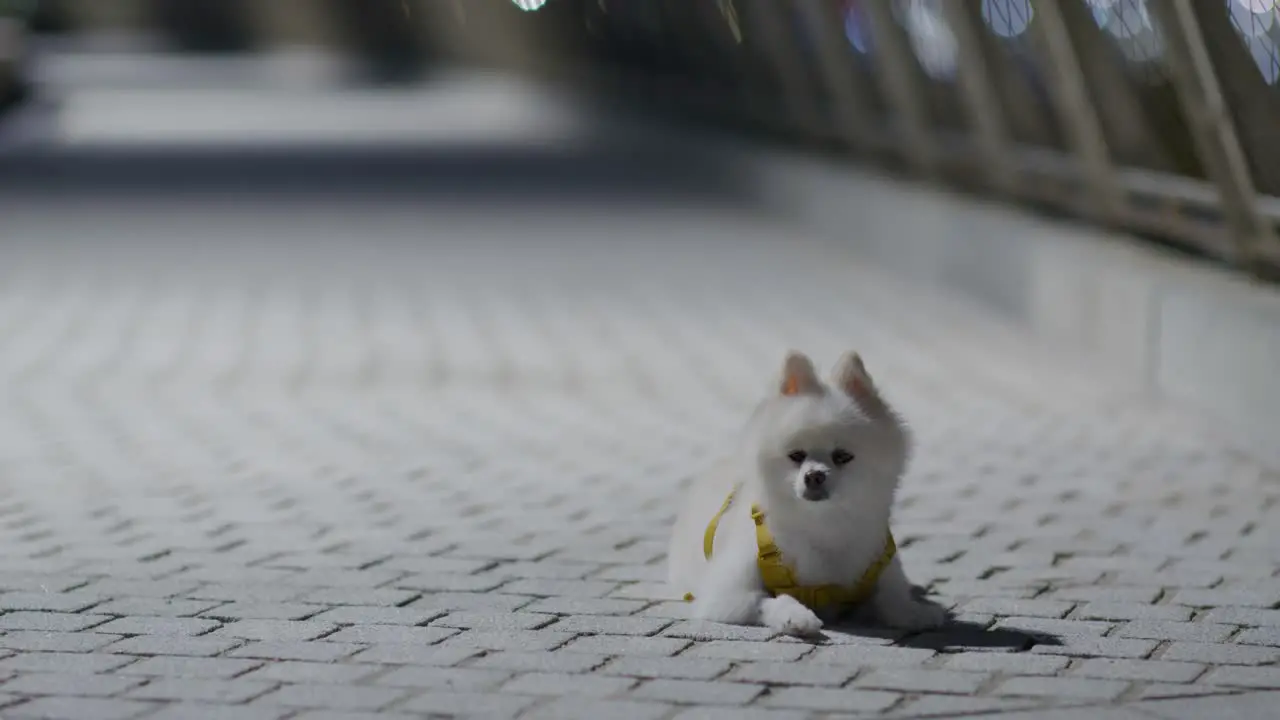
[
  {"left": 878, "top": 597, "right": 948, "bottom": 631},
  {"left": 760, "top": 595, "right": 824, "bottom": 637}
]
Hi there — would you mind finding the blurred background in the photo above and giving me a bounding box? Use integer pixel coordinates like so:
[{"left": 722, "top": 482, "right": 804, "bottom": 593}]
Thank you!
[
  {"left": 2, "top": 0, "right": 1280, "bottom": 275},
  {"left": 0, "top": 0, "right": 1278, "bottom": 447}
]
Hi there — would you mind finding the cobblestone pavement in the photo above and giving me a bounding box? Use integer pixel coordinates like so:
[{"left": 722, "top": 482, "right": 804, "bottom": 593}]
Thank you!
[{"left": 0, "top": 190, "right": 1278, "bottom": 720}]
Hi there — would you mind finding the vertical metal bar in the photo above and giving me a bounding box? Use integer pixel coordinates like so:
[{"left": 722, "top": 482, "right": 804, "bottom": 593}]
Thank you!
[
  {"left": 1148, "top": 0, "right": 1274, "bottom": 268},
  {"left": 794, "top": 0, "right": 874, "bottom": 151},
  {"left": 860, "top": 0, "right": 937, "bottom": 175},
  {"left": 749, "top": 0, "right": 824, "bottom": 135},
  {"left": 1032, "top": 0, "right": 1121, "bottom": 219},
  {"left": 940, "top": 0, "right": 1014, "bottom": 193}
]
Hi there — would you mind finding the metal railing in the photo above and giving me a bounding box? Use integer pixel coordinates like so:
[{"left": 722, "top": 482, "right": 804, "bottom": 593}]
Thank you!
[
  {"left": 10, "top": 0, "right": 1280, "bottom": 277},
  {"left": 582, "top": 0, "right": 1280, "bottom": 278}
]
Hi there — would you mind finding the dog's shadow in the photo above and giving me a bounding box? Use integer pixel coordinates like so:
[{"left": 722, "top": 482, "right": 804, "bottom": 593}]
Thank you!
[{"left": 809, "top": 589, "right": 1062, "bottom": 652}]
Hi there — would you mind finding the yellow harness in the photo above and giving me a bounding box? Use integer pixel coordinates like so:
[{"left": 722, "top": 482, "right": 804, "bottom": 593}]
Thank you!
[{"left": 683, "top": 488, "right": 897, "bottom": 610}]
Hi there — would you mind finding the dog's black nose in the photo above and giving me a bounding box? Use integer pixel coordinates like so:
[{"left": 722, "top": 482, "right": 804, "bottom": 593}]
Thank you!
[{"left": 803, "top": 469, "right": 827, "bottom": 488}]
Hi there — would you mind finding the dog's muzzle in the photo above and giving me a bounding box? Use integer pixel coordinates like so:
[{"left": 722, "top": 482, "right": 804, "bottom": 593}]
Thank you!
[{"left": 801, "top": 469, "right": 829, "bottom": 501}]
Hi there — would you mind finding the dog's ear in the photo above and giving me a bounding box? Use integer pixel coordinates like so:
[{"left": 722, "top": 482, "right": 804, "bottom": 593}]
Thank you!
[
  {"left": 779, "top": 351, "right": 823, "bottom": 397},
  {"left": 834, "top": 352, "right": 886, "bottom": 412}
]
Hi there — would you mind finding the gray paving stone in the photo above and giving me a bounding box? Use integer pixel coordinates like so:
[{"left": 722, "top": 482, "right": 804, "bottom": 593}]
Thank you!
[
  {"left": 521, "top": 597, "right": 648, "bottom": 616},
  {"left": 2, "top": 672, "right": 145, "bottom": 697},
  {"left": 521, "top": 698, "right": 674, "bottom": 720},
  {"left": 631, "top": 678, "right": 765, "bottom": 705},
  {"left": 240, "top": 661, "right": 381, "bottom": 684},
  {"left": 323, "top": 625, "right": 456, "bottom": 645},
  {"left": 1161, "top": 641, "right": 1280, "bottom": 665},
  {"left": 0, "top": 613, "right": 112, "bottom": 633},
  {"left": 146, "top": 704, "right": 294, "bottom": 720},
  {"left": 890, "top": 696, "right": 1049, "bottom": 717},
  {"left": 0, "top": 593, "right": 104, "bottom": 613},
  {"left": 119, "top": 656, "right": 264, "bottom": 679},
  {"left": 84, "top": 579, "right": 203, "bottom": 599},
  {"left": 499, "top": 579, "right": 621, "bottom": 598},
  {"left": 295, "top": 588, "right": 418, "bottom": 607},
  {"left": 256, "top": 684, "right": 411, "bottom": 710},
  {"left": 993, "top": 617, "right": 1113, "bottom": 637},
  {"left": 1235, "top": 627, "right": 1280, "bottom": 646},
  {"left": 226, "top": 641, "right": 363, "bottom": 663},
  {"left": 398, "top": 691, "right": 540, "bottom": 718},
  {"left": 960, "top": 598, "right": 1075, "bottom": 618},
  {"left": 1114, "top": 621, "right": 1236, "bottom": 643},
  {"left": 1168, "top": 588, "right": 1280, "bottom": 609},
  {"left": 108, "top": 636, "right": 244, "bottom": 657},
  {"left": 1045, "top": 586, "right": 1163, "bottom": 604},
  {"left": 562, "top": 635, "right": 689, "bottom": 657},
  {"left": 503, "top": 671, "right": 637, "bottom": 697},
  {"left": 598, "top": 656, "right": 732, "bottom": 680},
  {"left": 307, "top": 606, "right": 444, "bottom": 626},
  {"left": 1201, "top": 607, "right": 1280, "bottom": 627},
  {"left": 1135, "top": 691, "right": 1280, "bottom": 720},
  {"left": 1075, "top": 602, "right": 1193, "bottom": 622},
  {"left": 636, "top": 602, "right": 691, "bottom": 620},
  {"left": 94, "top": 616, "right": 222, "bottom": 636},
  {"left": 759, "top": 687, "right": 902, "bottom": 713},
  {"left": 806, "top": 645, "right": 936, "bottom": 667},
  {"left": 0, "top": 632, "right": 123, "bottom": 653},
  {"left": 93, "top": 598, "right": 223, "bottom": 618},
  {"left": 669, "top": 709, "right": 810, "bottom": 720},
  {"left": 724, "top": 662, "right": 857, "bottom": 687},
  {"left": 994, "top": 676, "right": 1129, "bottom": 701},
  {"left": 349, "top": 644, "right": 480, "bottom": 666},
  {"left": 1072, "top": 658, "right": 1206, "bottom": 683},
  {"left": 550, "top": 615, "right": 672, "bottom": 637},
  {"left": 126, "top": 678, "right": 278, "bottom": 703},
  {"left": 1134, "top": 682, "right": 1231, "bottom": 700},
  {"left": 681, "top": 641, "right": 811, "bottom": 663},
  {"left": 1199, "top": 666, "right": 1280, "bottom": 688},
  {"left": 213, "top": 620, "right": 337, "bottom": 642},
  {"left": 0, "top": 576, "right": 91, "bottom": 594},
  {"left": 186, "top": 584, "right": 308, "bottom": 604},
  {"left": 943, "top": 652, "right": 1070, "bottom": 675},
  {"left": 854, "top": 668, "right": 990, "bottom": 695},
  {"left": 660, "top": 620, "right": 779, "bottom": 642},
  {"left": 4, "top": 697, "right": 160, "bottom": 720},
  {"left": 431, "top": 611, "right": 557, "bottom": 631},
  {"left": 1030, "top": 635, "right": 1158, "bottom": 659},
  {"left": 472, "top": 651, "right": 609, "bottom": 674},
  {"left": 375, "top": 665, "right": 513, "bottom": 690},
  {"left": 441, "top": 629, "right": 577, "bottom": 652},
  {"left": 201, "top": 602, "right": 325, "bottom": 621},
  {"left": 412, "top": 591, "right": 536, "bottom": 612},
  {"left": 955, "top": 706, "right": 1157, "bottom": 720},
  {"left": 0, "top": 652, "right": 136, "bottom": 675}
]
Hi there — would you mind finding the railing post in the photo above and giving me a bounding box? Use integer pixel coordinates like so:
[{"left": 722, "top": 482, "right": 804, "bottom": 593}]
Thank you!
[
  {"left": 1147, "top": 0, "right": 1274, "bottom": 269},
  {"left": 1032, "top": 0, "right": 1121, "bottom": 220},
  {"left": 940, "top": 0, "right": 1015, "bottom": 193},
  {"left": 861, "top": 0, "right": 937, "bottom": 176},
  {"left": 748, "top": 0, "right": 825, "bottom": 135},
  {"left": 794, "top": 0, "right": 875, "bottom": 152}
]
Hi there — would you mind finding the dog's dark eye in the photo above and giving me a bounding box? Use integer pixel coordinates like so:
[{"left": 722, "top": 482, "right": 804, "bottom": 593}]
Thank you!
[
  {"left": 832, "top": 449, "right": 854, "bottom": 466},
  {"left": 787, "top": 450, "right": 807, "bottom": 464}
]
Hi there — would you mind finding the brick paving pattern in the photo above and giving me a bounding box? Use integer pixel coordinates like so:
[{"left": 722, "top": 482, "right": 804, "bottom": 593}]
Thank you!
[{"left": 0, "top": 192, "right": 1277, "bottom": 719}]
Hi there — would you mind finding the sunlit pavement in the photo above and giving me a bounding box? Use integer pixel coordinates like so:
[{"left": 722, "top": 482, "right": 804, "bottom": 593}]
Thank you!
[{"left": 1, "top": 83, "right": 1278, "bottom": 720}]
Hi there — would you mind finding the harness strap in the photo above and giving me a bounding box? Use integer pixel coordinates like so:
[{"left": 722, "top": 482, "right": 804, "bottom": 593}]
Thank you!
[{"left": 685, "top": 488, "right": 897, "bottom": 608}]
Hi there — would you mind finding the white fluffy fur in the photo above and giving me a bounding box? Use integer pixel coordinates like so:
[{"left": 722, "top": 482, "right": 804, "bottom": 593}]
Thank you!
[{"left": 667, "top": 350, "right": 947, "bottom": 637}]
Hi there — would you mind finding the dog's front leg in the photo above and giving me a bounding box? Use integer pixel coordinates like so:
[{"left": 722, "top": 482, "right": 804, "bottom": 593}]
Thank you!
[
  {"left": 870, "top": 555, "right": 948, "bottom": 631},
  {"left": 692, "top": 538, "right": 822, "bottom": 636}
]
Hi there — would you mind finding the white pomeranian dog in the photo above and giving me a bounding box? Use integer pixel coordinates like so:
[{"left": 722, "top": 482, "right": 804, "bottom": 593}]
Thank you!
[{"left": 667, "top": 350, "right": 947, "bottom": 637}]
